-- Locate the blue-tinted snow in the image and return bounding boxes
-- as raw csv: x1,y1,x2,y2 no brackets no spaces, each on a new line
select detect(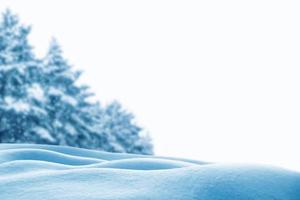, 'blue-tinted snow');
0,144,299,200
